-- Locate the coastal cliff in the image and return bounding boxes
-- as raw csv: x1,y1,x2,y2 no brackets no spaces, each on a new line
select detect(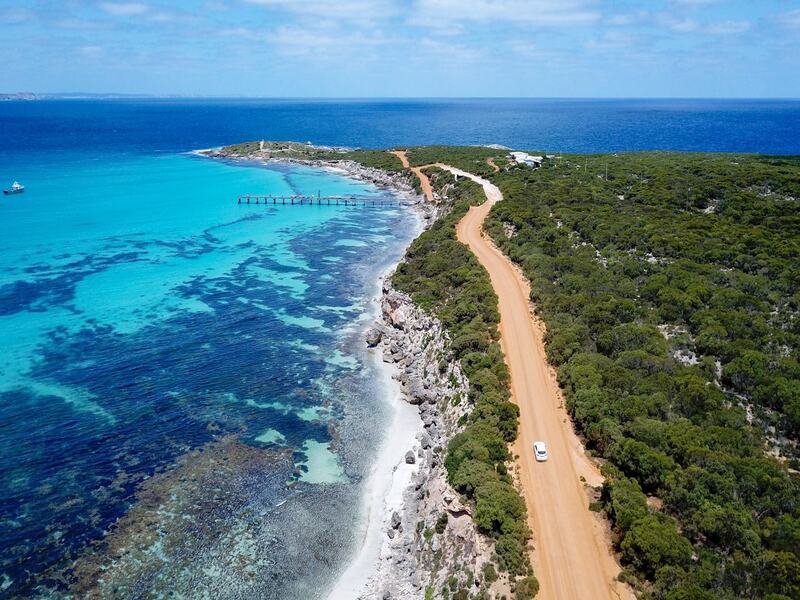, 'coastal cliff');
206,143,531,598
360,282,509,599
